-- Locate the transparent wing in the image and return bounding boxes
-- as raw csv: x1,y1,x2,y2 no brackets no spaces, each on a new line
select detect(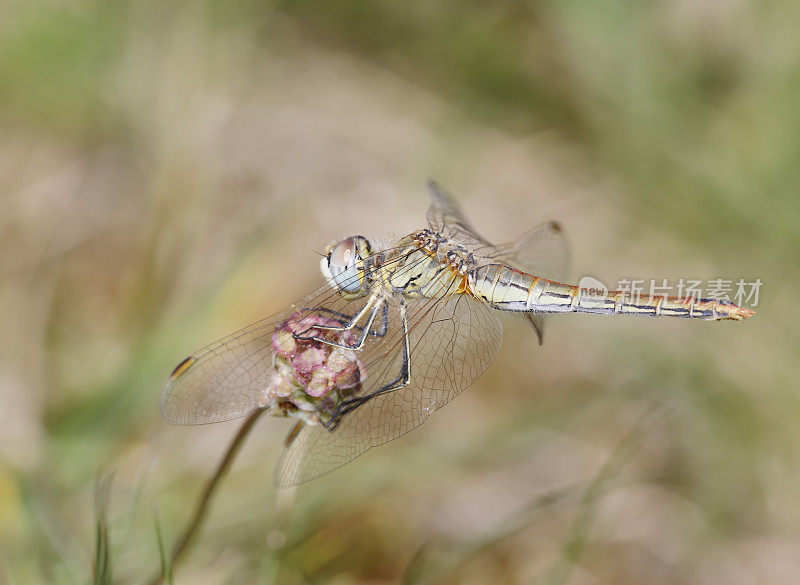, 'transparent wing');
160,280,392,425
484,221,570,345
426,180,492,247
488,220,570,282
162,234,504,487
427,180,570,281
274,289,503,487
